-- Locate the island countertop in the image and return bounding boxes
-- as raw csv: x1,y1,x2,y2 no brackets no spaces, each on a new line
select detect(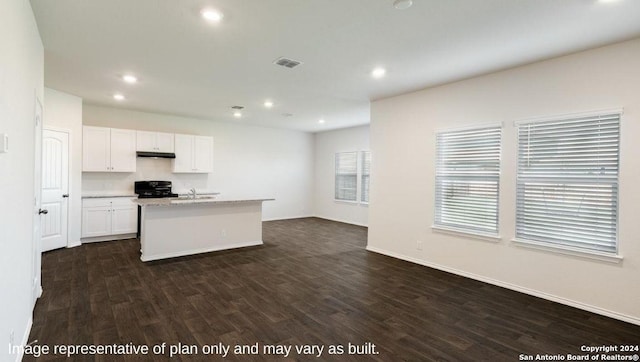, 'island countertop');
134,197,274,207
